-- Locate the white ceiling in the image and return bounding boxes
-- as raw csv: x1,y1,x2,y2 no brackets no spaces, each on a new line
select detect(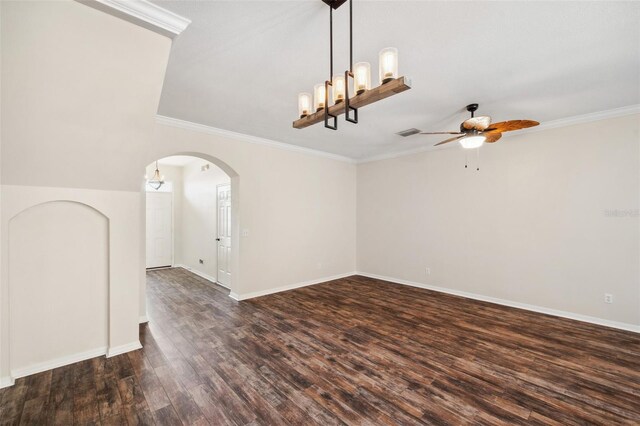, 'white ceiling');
153,1,640,160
